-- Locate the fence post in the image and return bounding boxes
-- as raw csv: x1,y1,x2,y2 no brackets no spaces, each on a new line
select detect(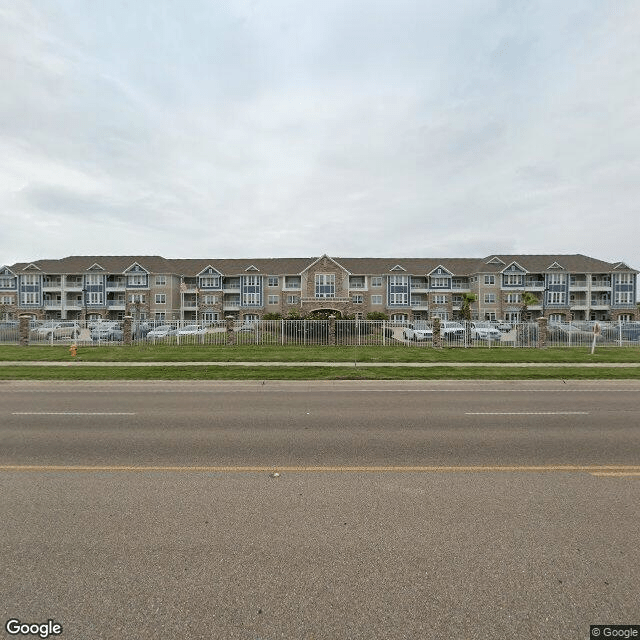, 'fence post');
537,317,547,349
19,314,30,346
281,319,284,346
226,316,236,345
433,317,442,348
382,320,386,346
329,315,336,346
123,315,133,345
